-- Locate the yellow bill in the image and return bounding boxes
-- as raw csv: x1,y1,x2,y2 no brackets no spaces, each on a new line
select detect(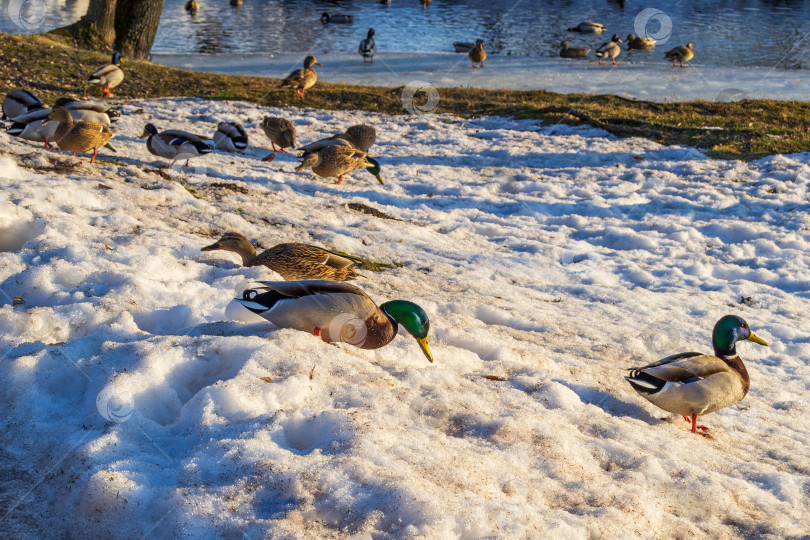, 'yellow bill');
417,336,433,363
